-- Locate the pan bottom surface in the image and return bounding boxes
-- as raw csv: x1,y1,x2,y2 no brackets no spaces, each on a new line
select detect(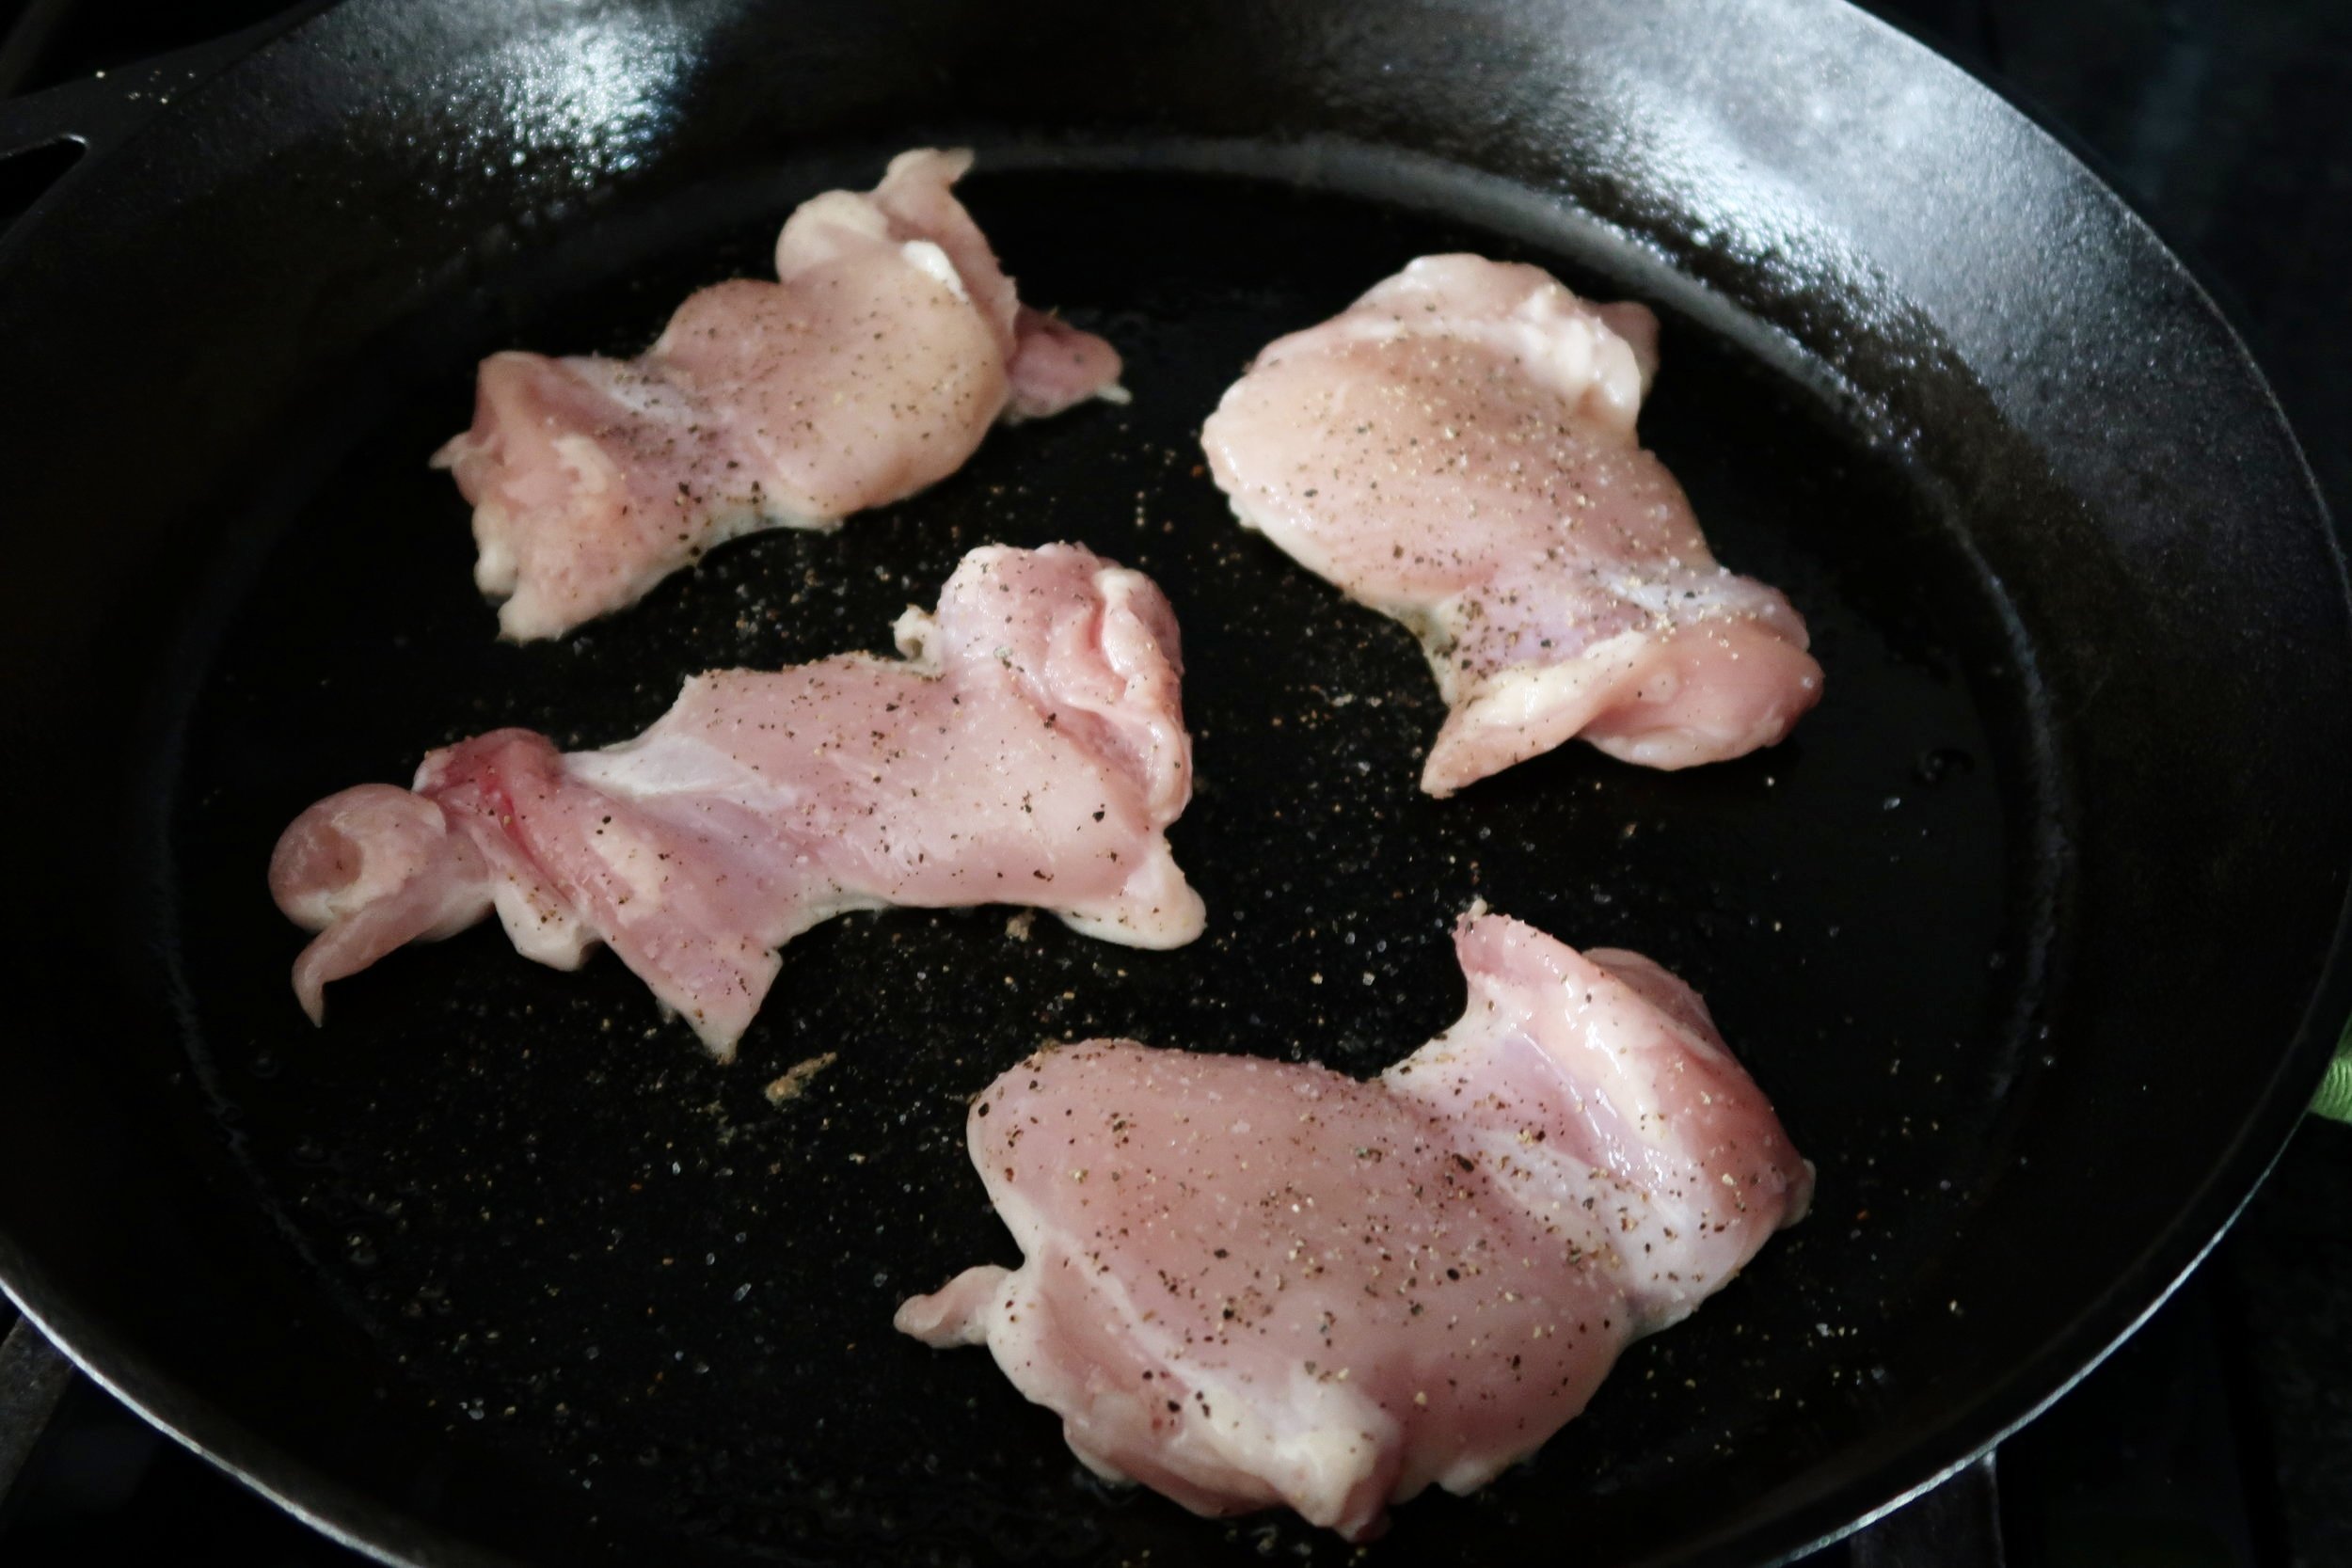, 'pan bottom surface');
155,153,2050,1567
